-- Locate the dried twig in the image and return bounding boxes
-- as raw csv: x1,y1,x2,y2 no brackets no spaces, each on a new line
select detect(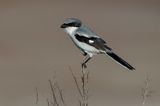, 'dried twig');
36,66,90,106
46,98,50,106
49,79,59,106
56,82,65,105
69,66,83,98
141,75,153,105
81,68,89,106
35,87,39,105
69,66,89,106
